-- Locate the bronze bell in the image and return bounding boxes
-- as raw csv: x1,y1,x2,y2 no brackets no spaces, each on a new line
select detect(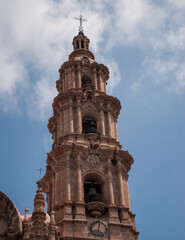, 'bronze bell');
88,186,97,197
